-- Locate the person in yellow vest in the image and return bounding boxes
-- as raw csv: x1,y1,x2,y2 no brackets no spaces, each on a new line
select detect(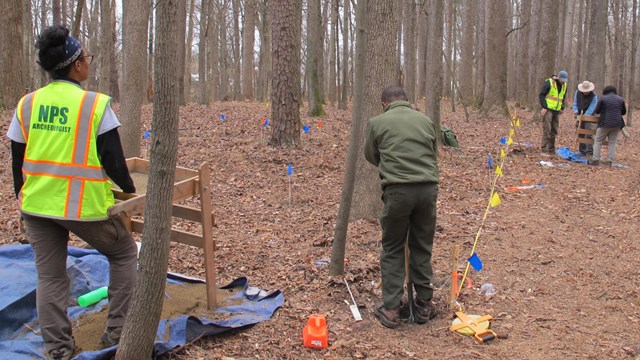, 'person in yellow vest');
6,25,137,360
538,70,568,154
